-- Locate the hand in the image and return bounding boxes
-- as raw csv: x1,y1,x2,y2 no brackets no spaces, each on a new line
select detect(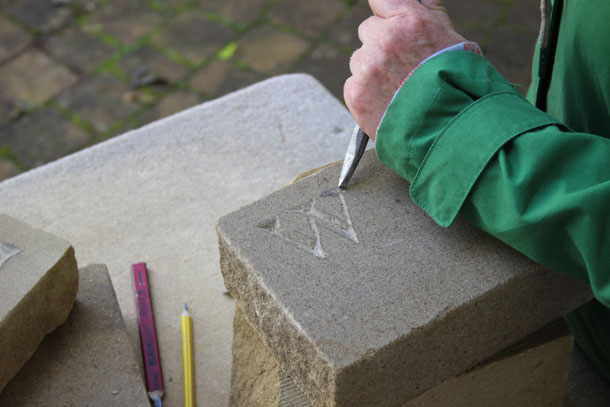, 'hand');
344,0,466,140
